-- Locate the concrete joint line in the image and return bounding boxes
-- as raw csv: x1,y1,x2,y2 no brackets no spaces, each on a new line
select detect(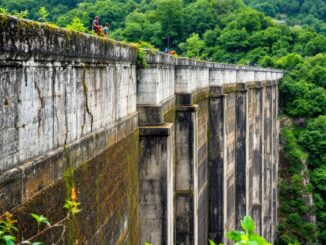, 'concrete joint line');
176,104,199,112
